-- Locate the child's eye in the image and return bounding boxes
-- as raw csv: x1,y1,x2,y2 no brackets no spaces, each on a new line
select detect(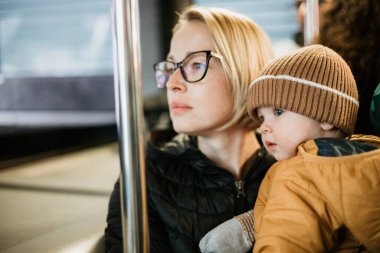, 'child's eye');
273,108,284,117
